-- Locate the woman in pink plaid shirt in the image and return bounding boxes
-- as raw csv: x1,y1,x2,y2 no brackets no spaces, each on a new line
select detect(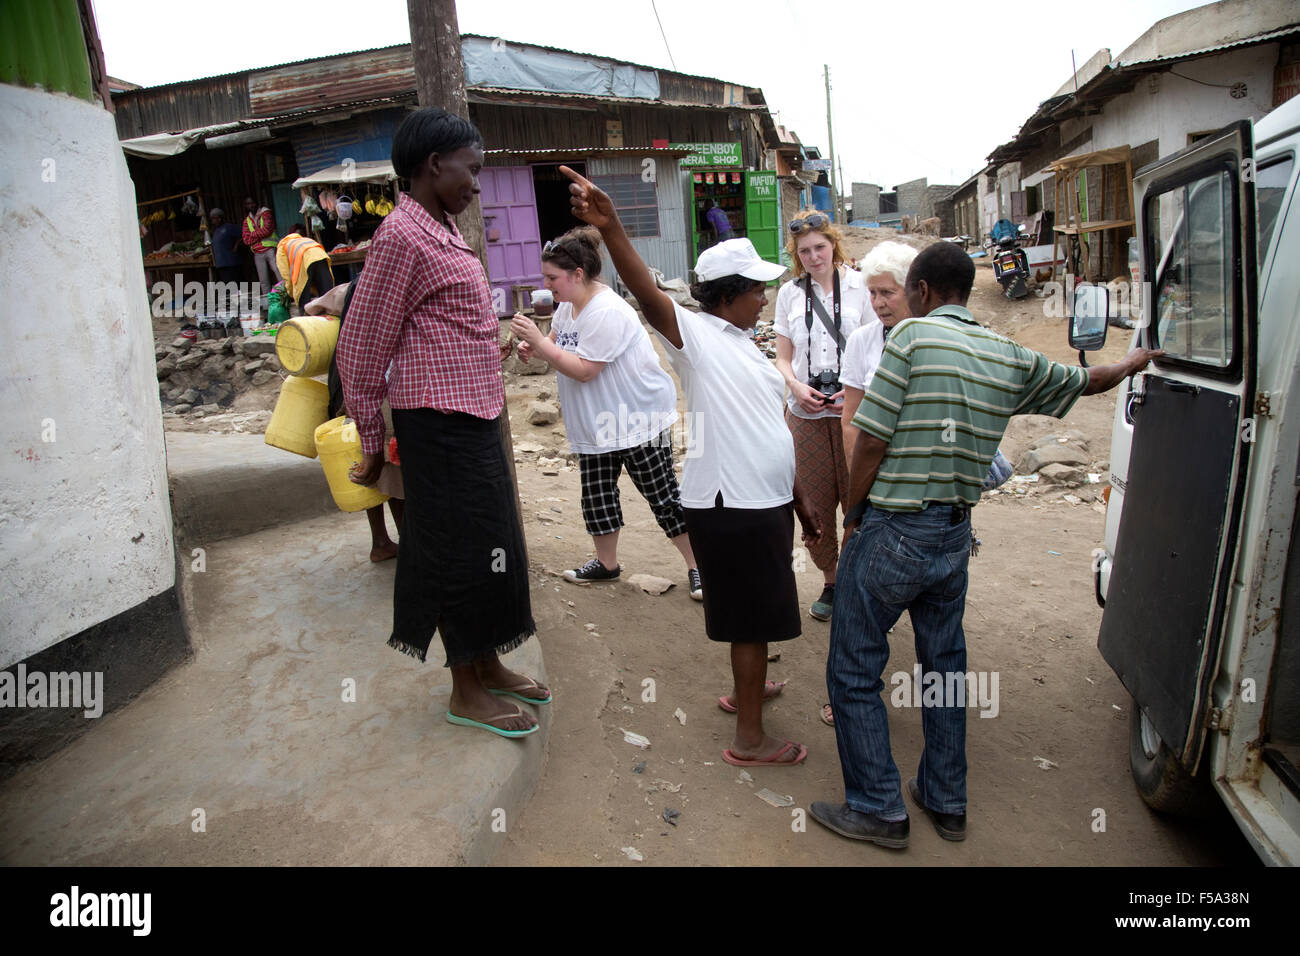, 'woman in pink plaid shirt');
337,108,545,739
